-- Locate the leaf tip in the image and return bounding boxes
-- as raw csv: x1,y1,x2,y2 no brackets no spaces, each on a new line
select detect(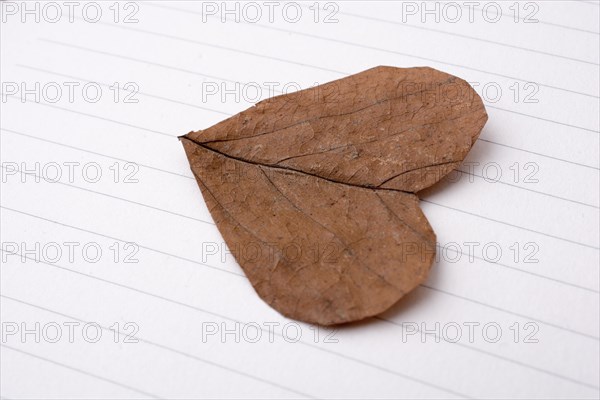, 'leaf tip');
177,131,196,141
